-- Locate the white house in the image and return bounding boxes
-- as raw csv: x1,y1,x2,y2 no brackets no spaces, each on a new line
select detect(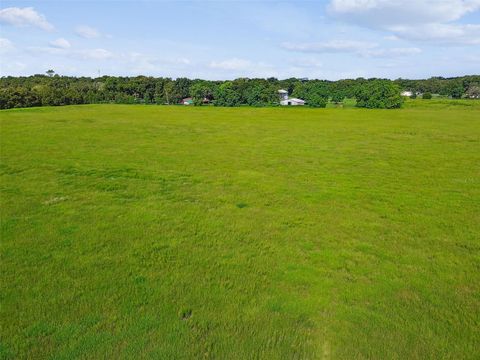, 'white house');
278,89,305,106
401,91,413,97
280,98,305,106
